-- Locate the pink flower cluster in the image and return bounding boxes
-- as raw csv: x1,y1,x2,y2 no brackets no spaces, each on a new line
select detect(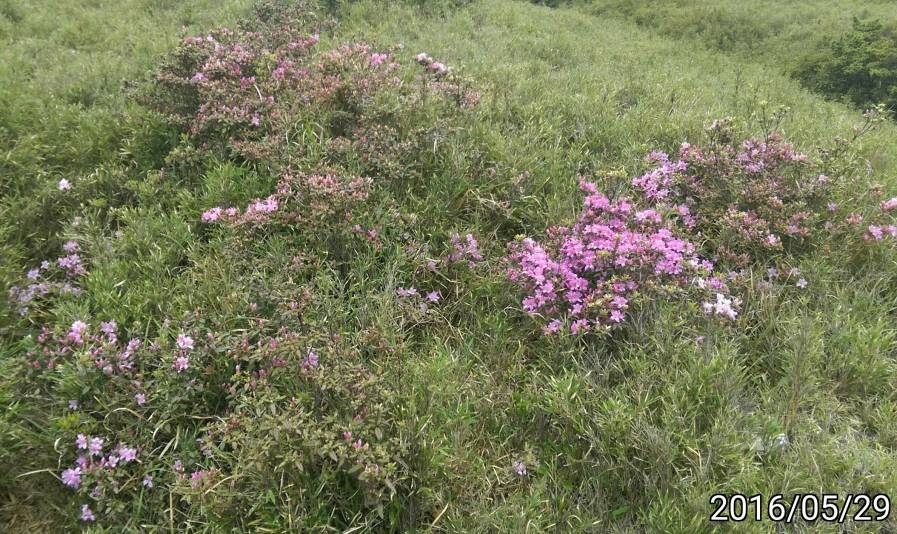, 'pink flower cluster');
173,333,194,373
702,293,741,320
10,241,87,316
396,286,441,313
414,52,450,75
632,129,836,265
63,434,138,488
26,319,140,374
864,197,897,242
507,180,713,334
446,233,483,268
62,433,141,522
160,27,405,161
201,171,373,231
